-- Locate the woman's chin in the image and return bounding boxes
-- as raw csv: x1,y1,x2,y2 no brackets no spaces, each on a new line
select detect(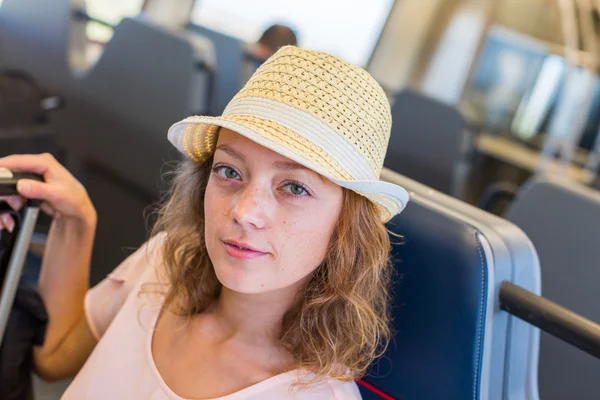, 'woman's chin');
214,267,270,294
